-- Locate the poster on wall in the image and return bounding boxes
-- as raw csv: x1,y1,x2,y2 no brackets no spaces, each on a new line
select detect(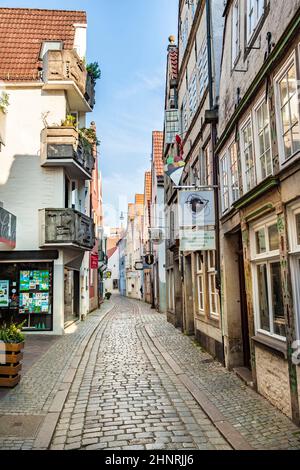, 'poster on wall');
20,271,49,292
0,280,9,307
19,292,49,314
